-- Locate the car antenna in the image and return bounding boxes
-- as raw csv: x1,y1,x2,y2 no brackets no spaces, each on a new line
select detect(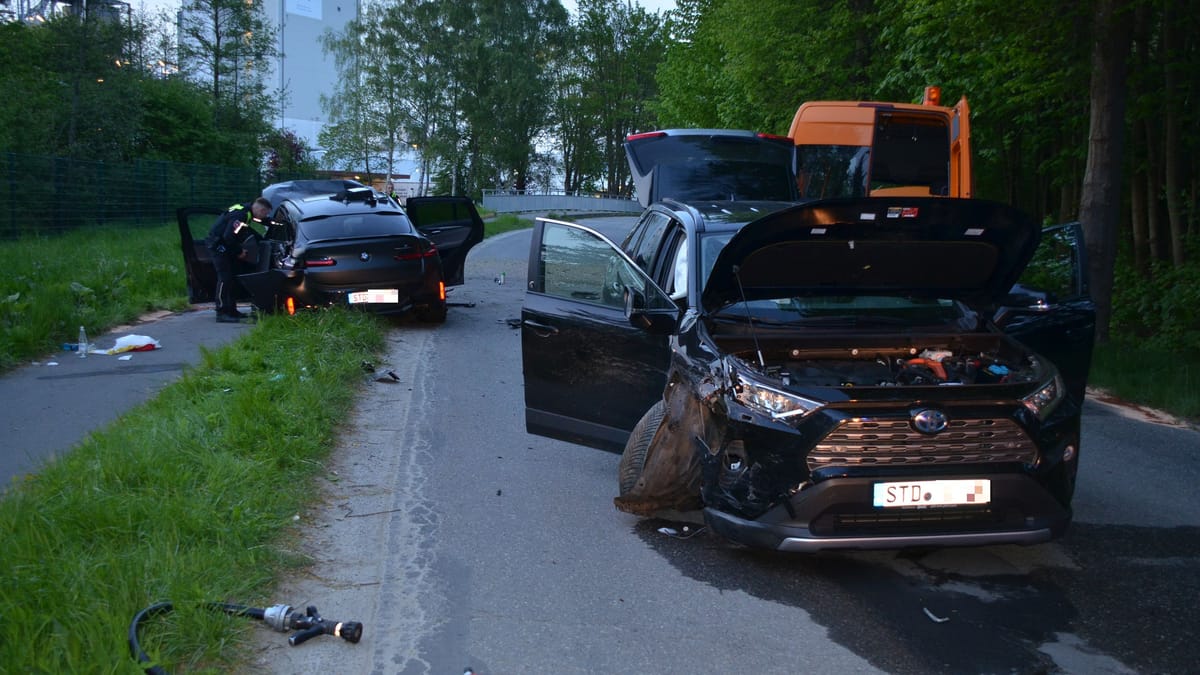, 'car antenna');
731,265,766,368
